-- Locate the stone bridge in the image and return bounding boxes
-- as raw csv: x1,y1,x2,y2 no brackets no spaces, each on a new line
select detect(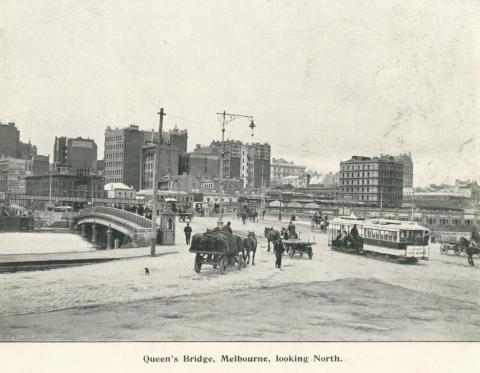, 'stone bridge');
75,206,153,248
